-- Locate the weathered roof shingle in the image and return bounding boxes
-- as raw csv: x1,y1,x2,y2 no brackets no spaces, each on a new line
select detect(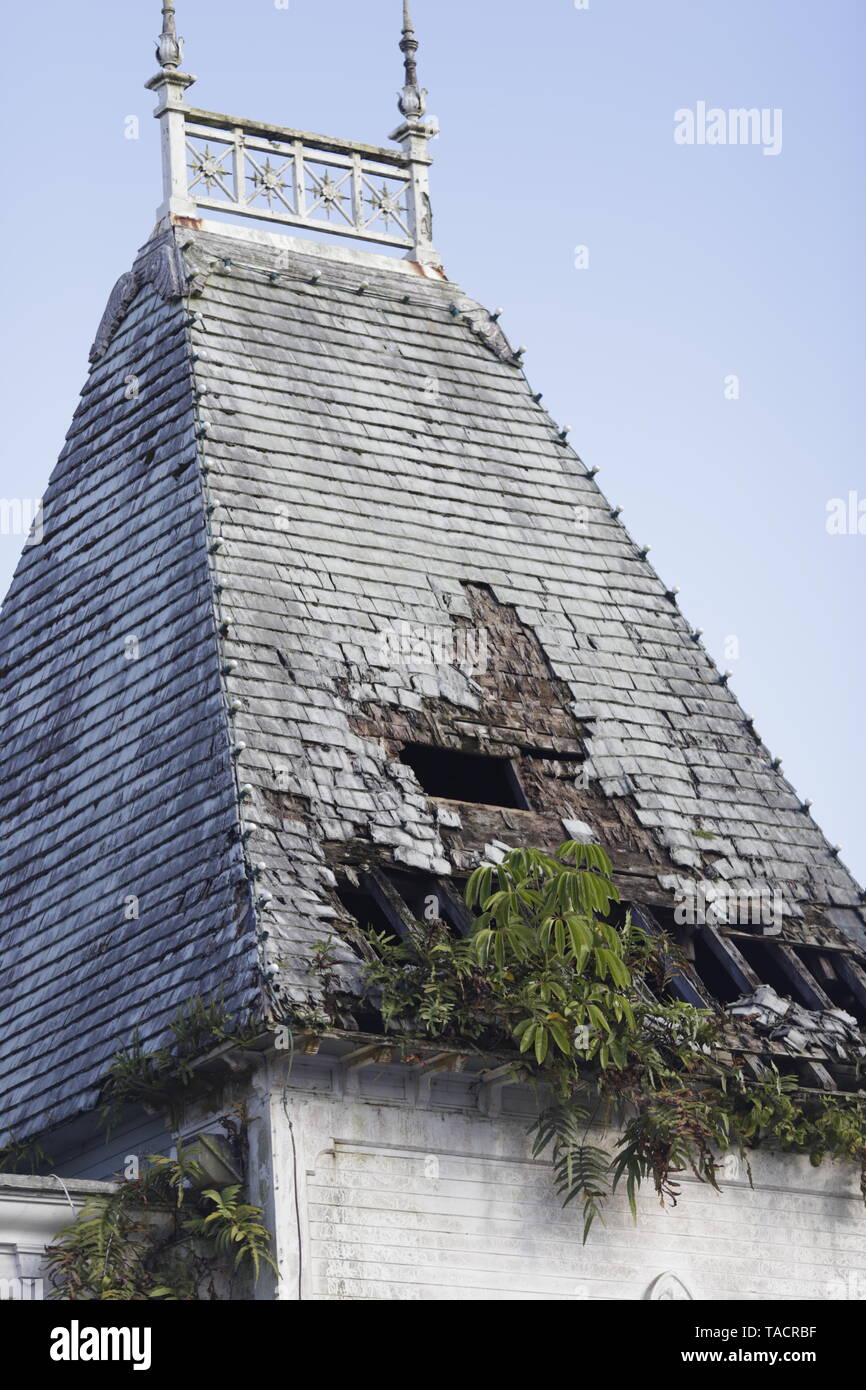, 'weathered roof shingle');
1,221,862,1141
